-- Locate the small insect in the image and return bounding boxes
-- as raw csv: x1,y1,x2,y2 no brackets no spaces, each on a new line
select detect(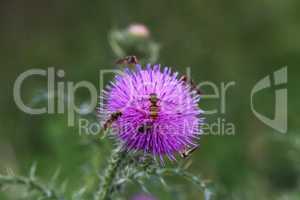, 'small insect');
149,93,159,120
103,111,122,130
115,55,139,65
181,75,202,95
180,146,199,159
137,122,152,133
